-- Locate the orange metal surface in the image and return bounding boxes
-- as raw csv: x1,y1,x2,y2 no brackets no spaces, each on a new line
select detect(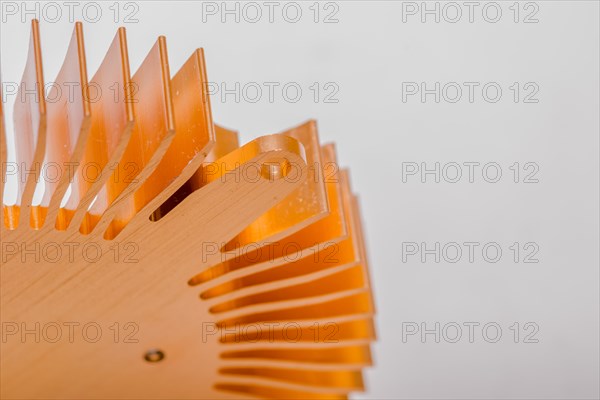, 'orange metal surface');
0,21,375,400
